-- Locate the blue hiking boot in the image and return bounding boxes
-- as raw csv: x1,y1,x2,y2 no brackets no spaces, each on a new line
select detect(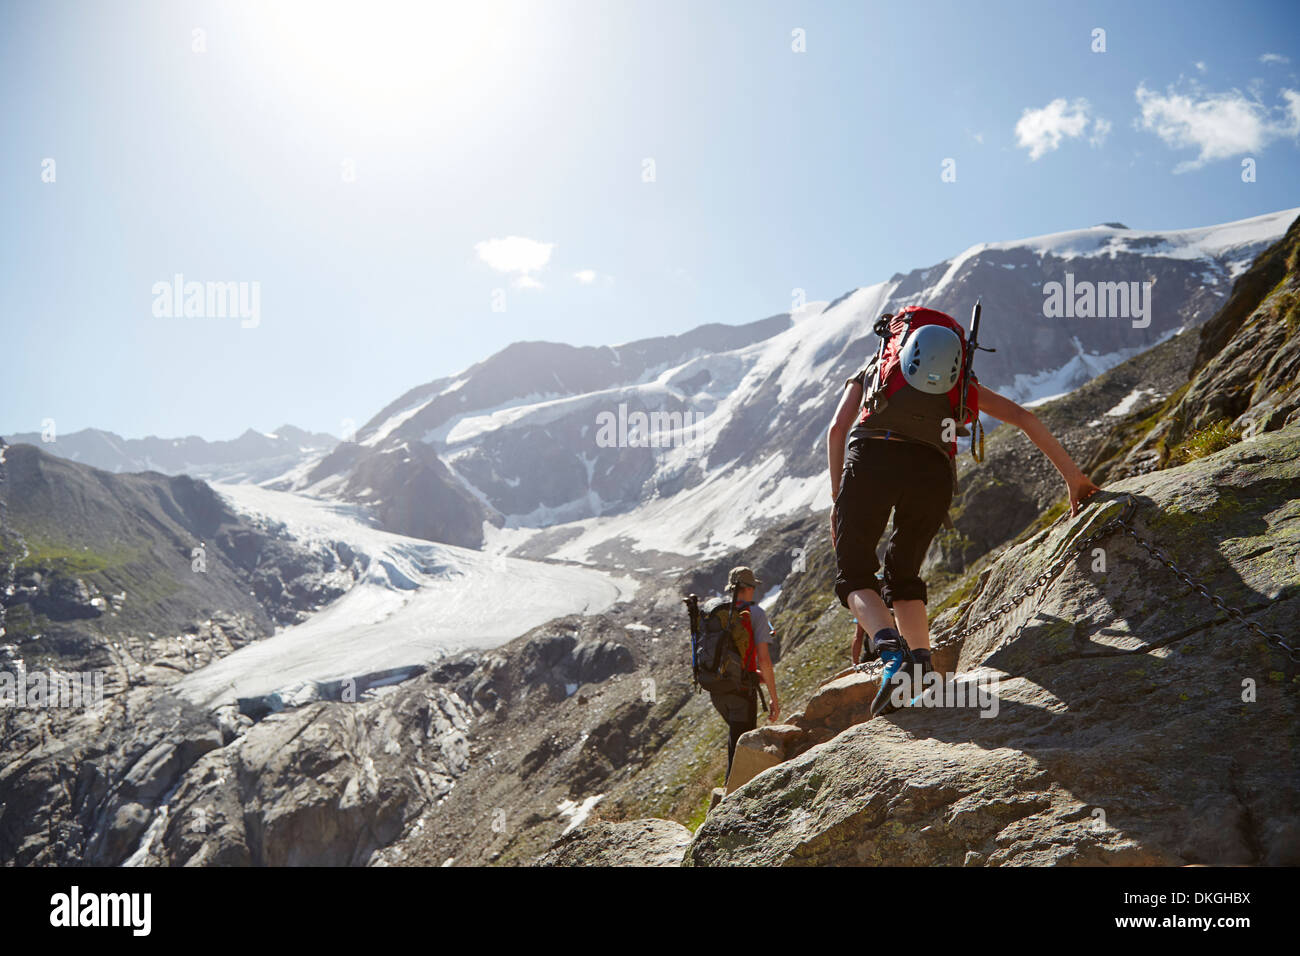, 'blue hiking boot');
870,645,916,718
